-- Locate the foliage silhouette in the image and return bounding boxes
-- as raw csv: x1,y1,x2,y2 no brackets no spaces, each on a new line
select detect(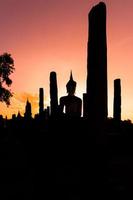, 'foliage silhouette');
0,53,15,105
